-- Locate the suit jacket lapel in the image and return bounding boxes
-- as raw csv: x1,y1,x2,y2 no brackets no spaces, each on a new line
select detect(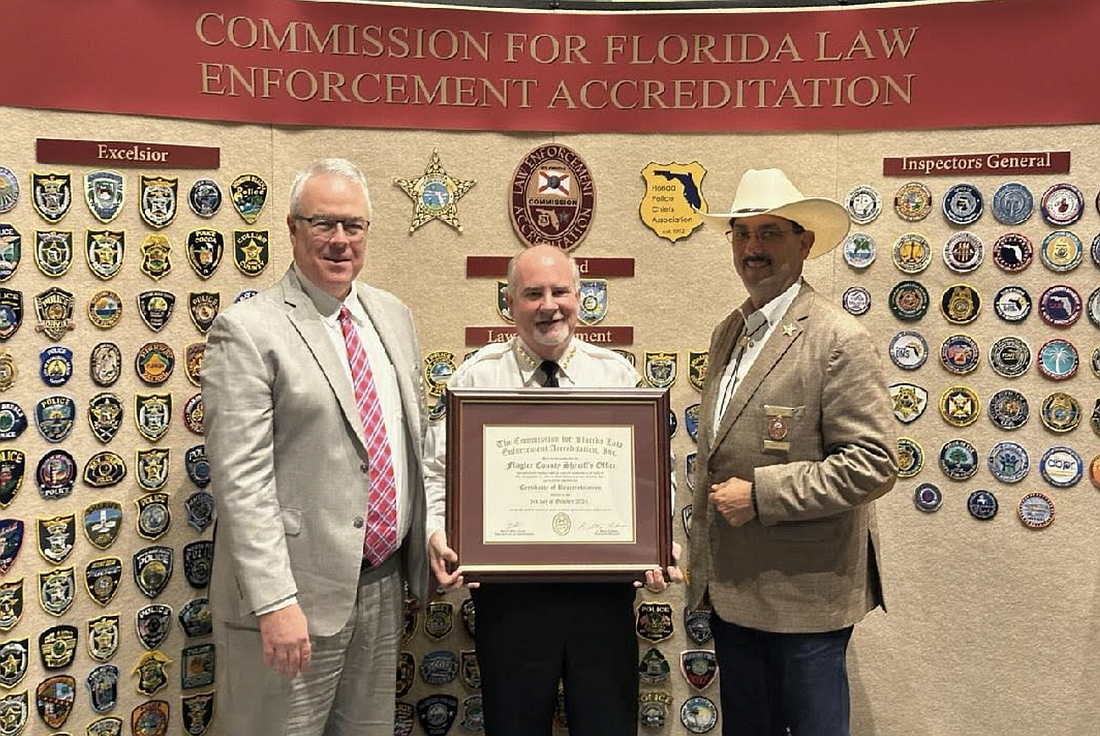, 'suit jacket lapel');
711,287,815,449
701,302,748,453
